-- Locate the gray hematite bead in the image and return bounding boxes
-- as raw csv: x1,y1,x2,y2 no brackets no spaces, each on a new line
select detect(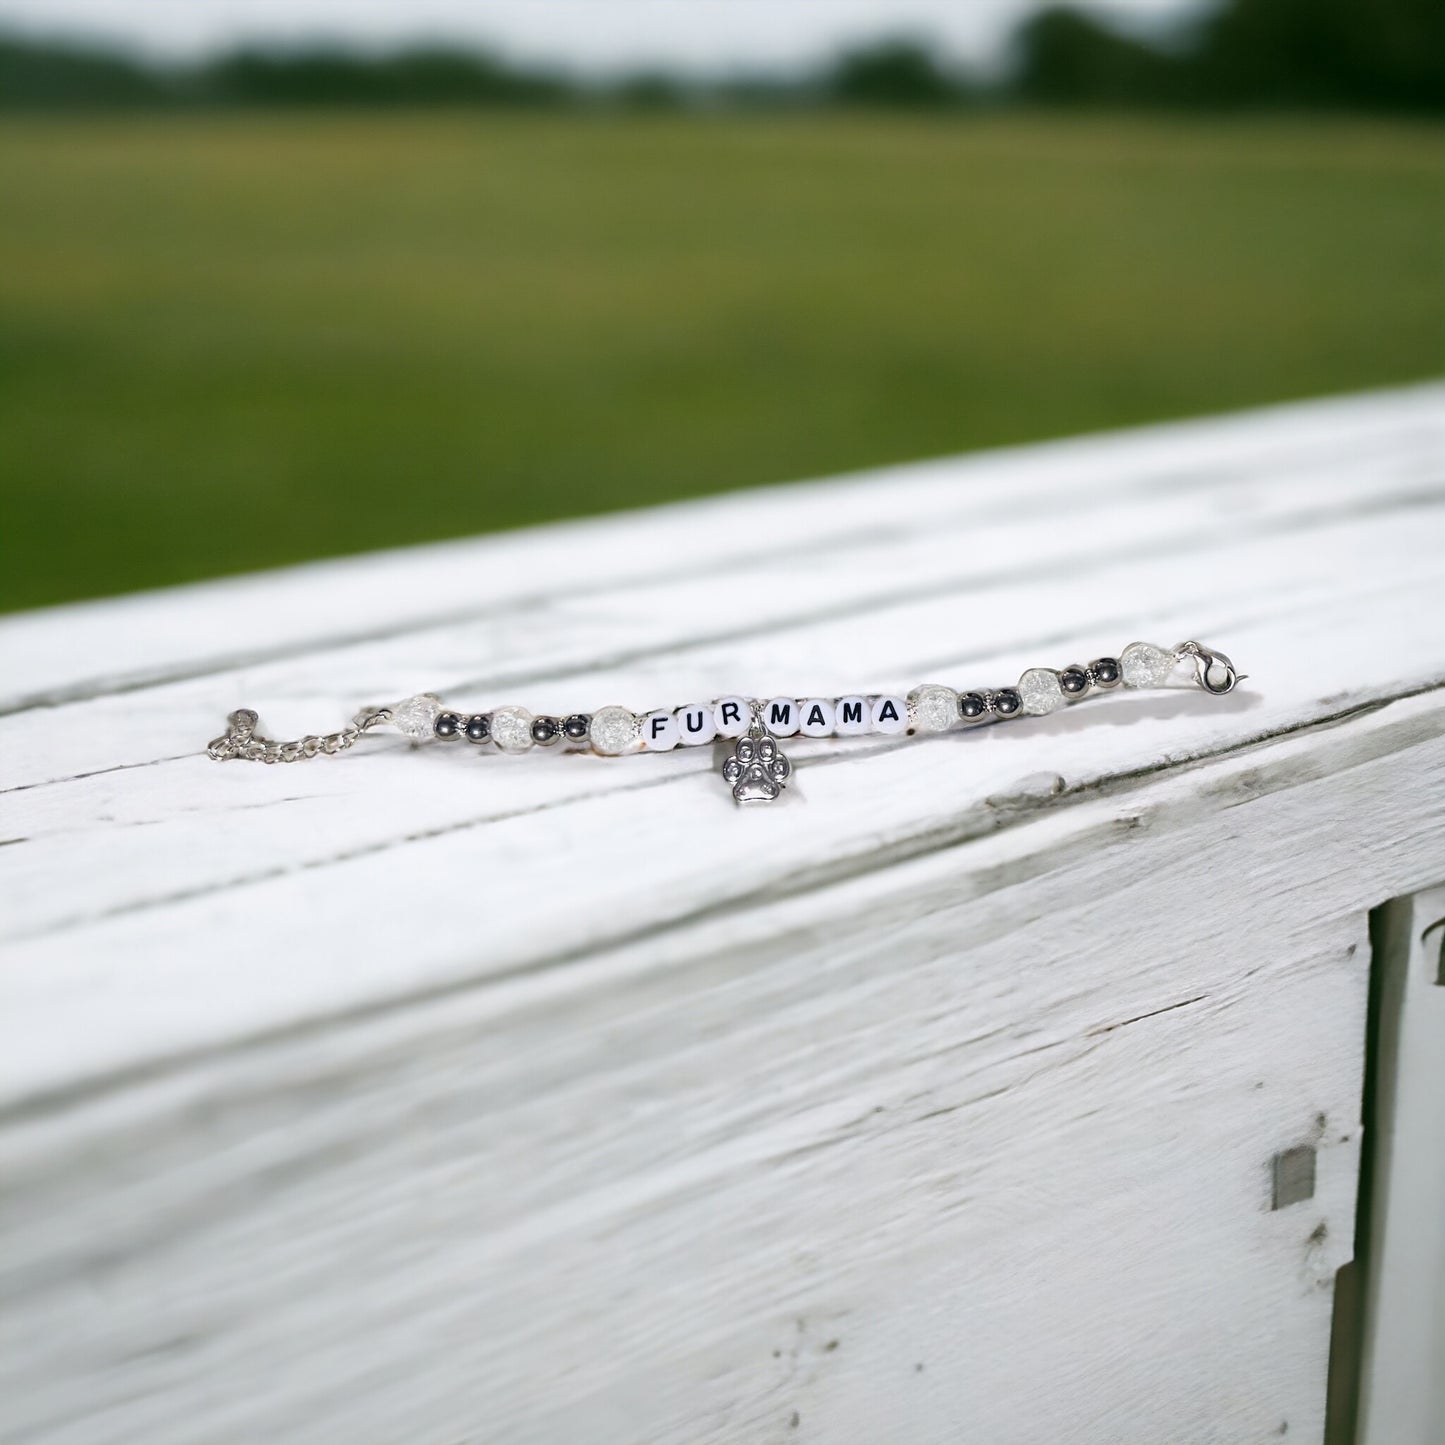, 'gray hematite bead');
908,684,958,733
490,705,535,754
391,694,443,741
1019,668,1066,716
589,705,640,756
1121,641,1179,688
